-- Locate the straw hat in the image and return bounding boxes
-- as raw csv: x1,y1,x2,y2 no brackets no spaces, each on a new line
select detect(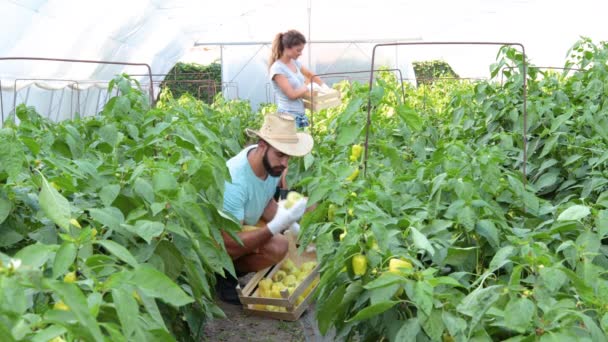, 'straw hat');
245,113,314,157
